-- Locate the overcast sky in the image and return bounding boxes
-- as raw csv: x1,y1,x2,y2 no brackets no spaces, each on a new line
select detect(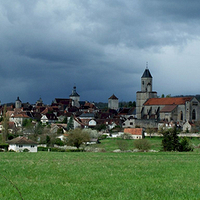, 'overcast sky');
1,0,200,104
